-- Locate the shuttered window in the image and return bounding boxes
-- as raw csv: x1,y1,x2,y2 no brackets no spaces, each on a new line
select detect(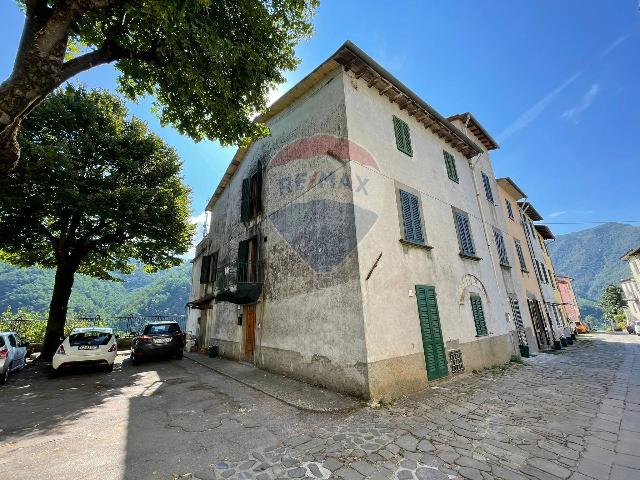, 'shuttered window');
453,209,476,256
416,285,449,381
493,229,510,266
470,294,488,336
199,255,211,284
393,116,413,156
481,172,495,204
443,150,459,183
240,162,263,222
509,295,528,346
506,200,514,220
399,189,425,244
514,239,527,271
